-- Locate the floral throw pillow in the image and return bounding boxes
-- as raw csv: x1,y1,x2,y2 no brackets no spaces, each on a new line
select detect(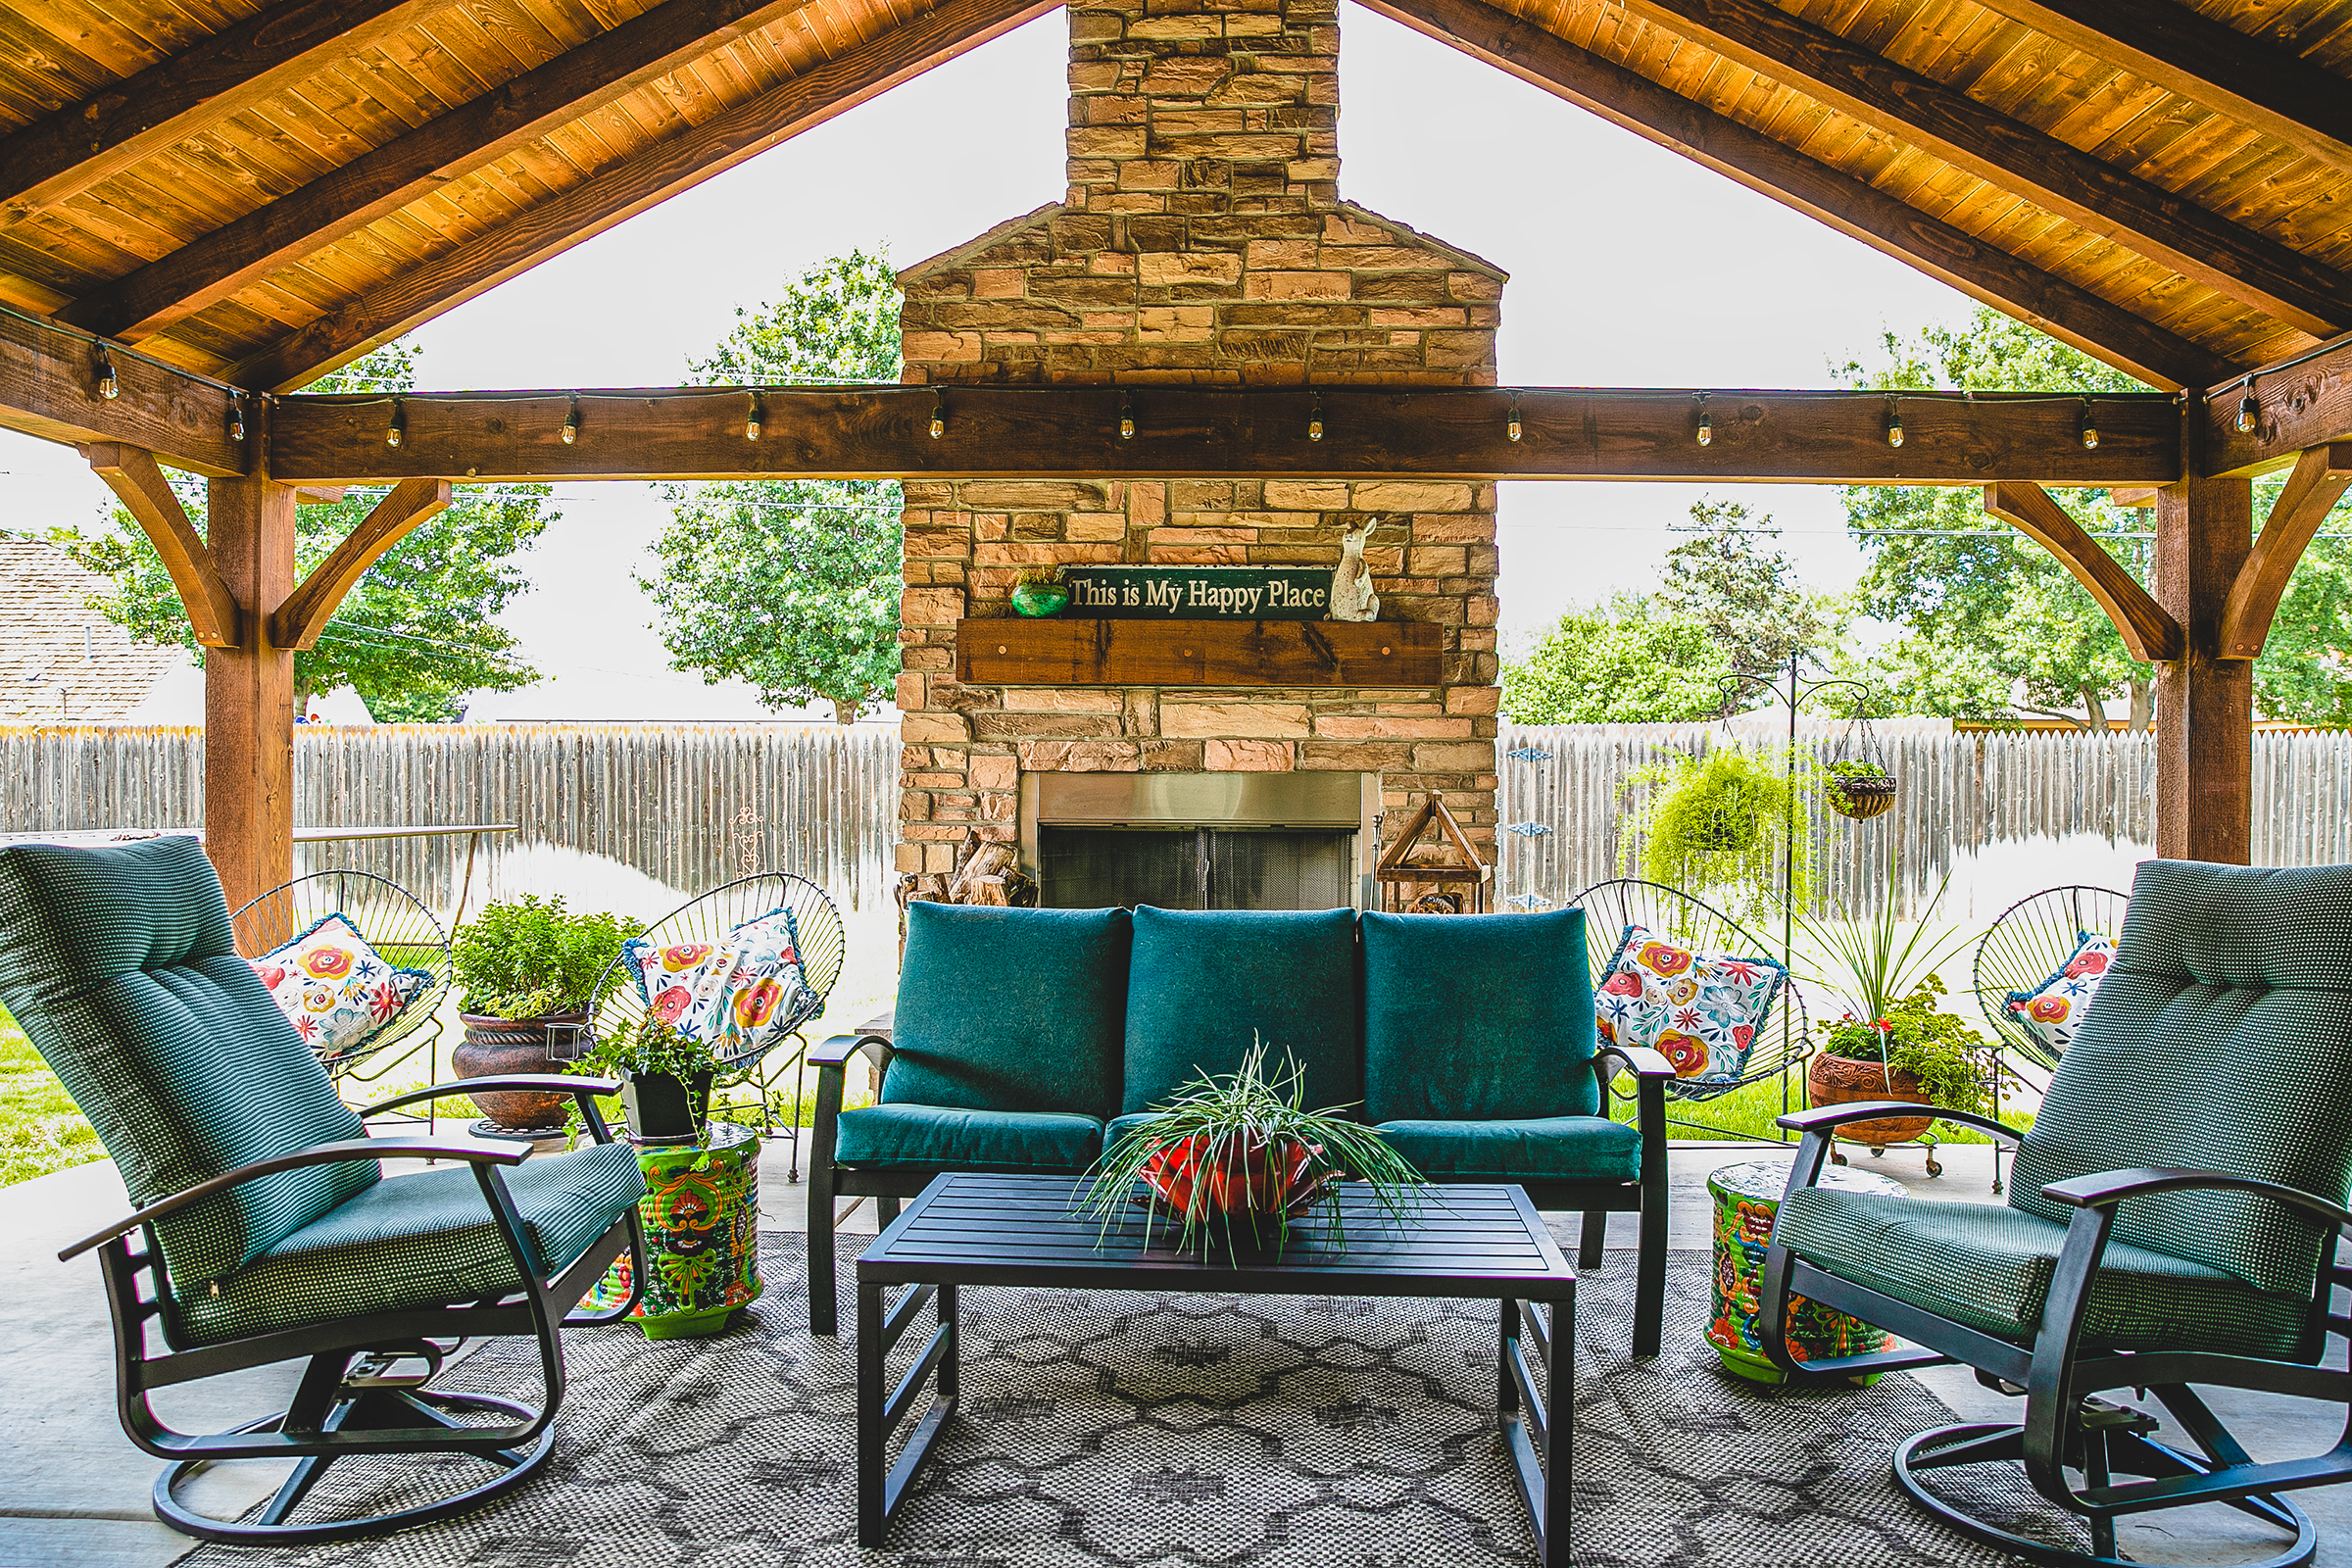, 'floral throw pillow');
2004,931,2115,1056
1594,923,1787,1085
624,906,822,1063
249,913,433,1059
